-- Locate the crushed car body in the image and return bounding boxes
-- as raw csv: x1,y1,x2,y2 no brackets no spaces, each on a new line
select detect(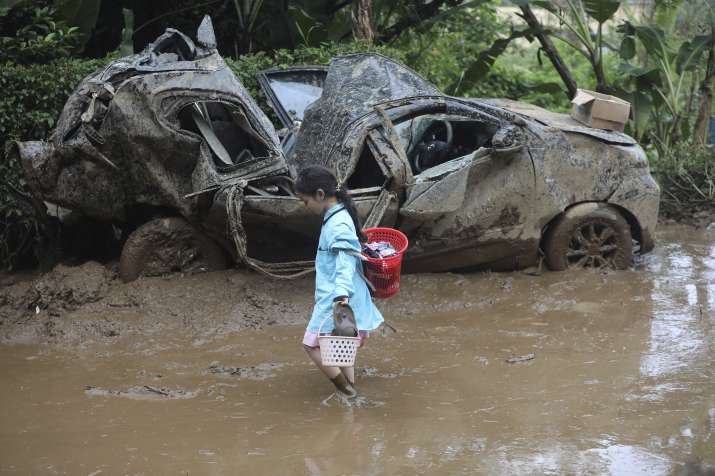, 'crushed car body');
9,17,660,280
